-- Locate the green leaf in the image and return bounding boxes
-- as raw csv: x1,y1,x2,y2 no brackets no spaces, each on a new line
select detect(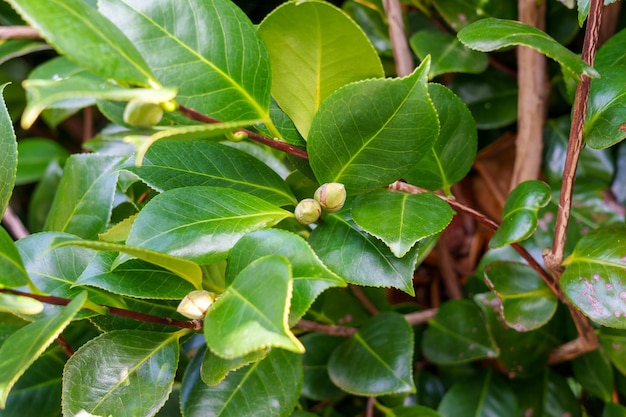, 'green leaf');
0,39,51,66
124,140,296,206
0,226,29,288
422,299,498,365
28,161,63,233
599,330,626,375
0,84,16,219
308,60,439,194
300,333,345,401
99,0,271,122
308,208,418,295
410,30,488,78
182,347,302,417
489,180,551,248
126,186,291,265
404,83,477,193
204,255,304,358
90,298,181,333
16,138,69,185
604,403,626,417
201,347,268,387
572,349,614,401
258,0,383,138
389,405,443,417
484,262,558,331
5,0,155,86
63,330,181,417
430,0,516,30
437,369,519,417
352,190,454,258
44,154,124,240
457,18,598,80
0,292,86,408
0,293,42,315
226,230,345,325
562,227,626,329
512,369,581,417
328,312,415,396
